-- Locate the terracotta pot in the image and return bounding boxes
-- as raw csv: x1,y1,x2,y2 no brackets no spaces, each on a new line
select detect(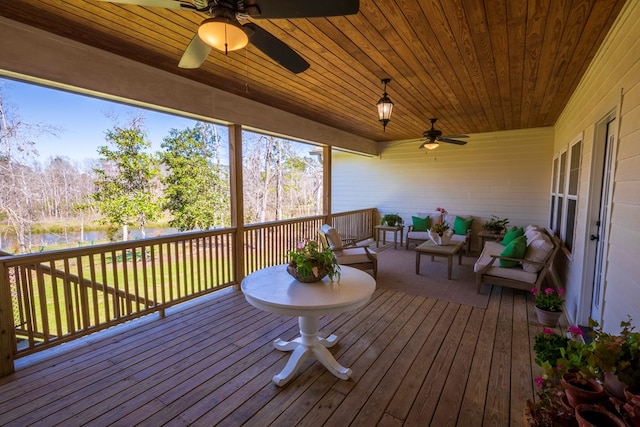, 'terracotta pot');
625,384,640,407
574,404,627,427
534,306,563,326
562,373,606,408
604,372,628,400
